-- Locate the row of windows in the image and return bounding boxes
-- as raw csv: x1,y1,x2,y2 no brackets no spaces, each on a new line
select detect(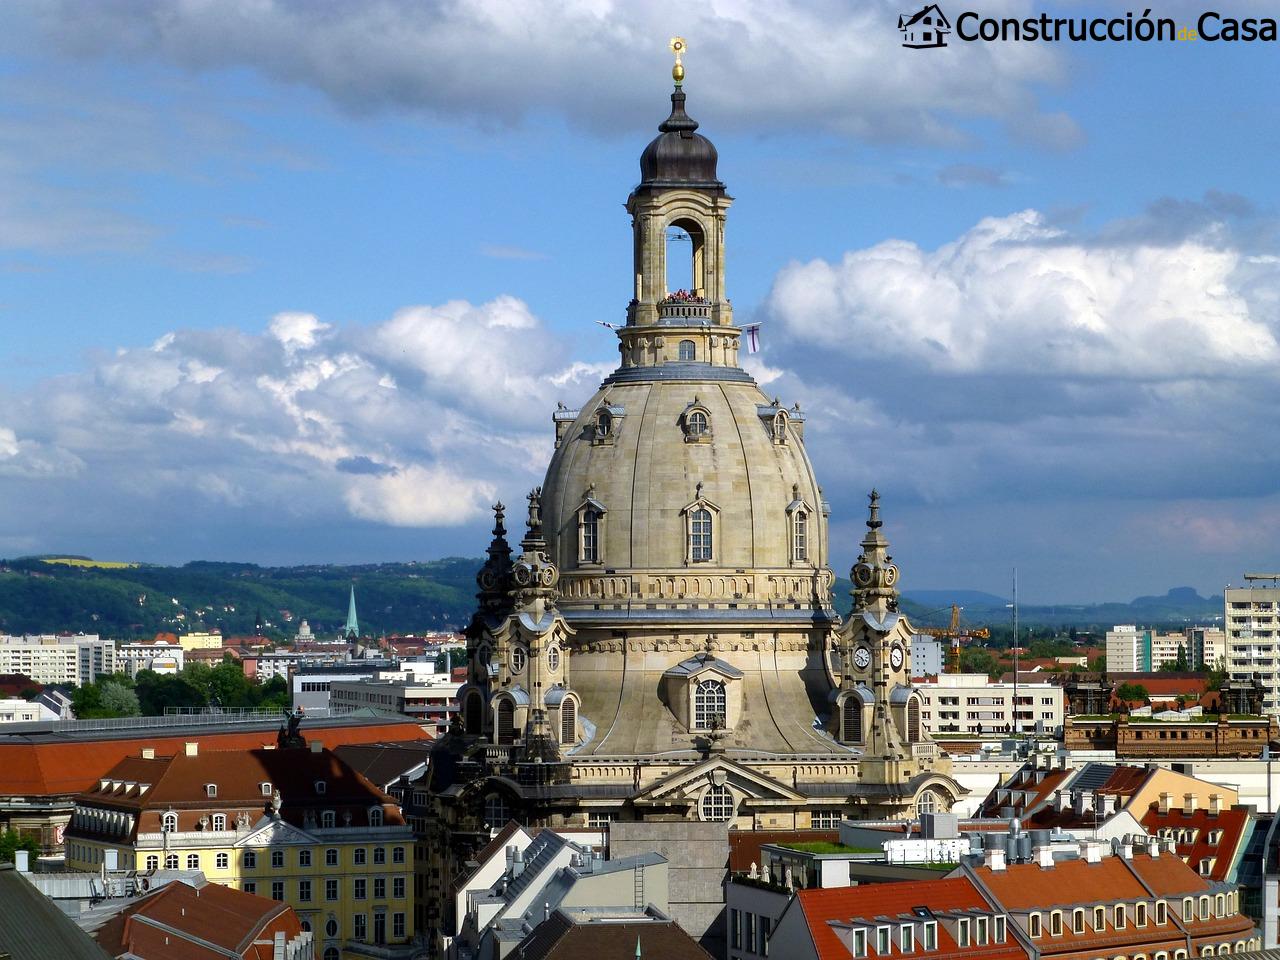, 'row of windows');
241,845,405,869
242,876,407,901
1027,892,1238,937
306,911,407,953
577,503,813,564
162,806,386,832
844,918,946,957
729,907,774,956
